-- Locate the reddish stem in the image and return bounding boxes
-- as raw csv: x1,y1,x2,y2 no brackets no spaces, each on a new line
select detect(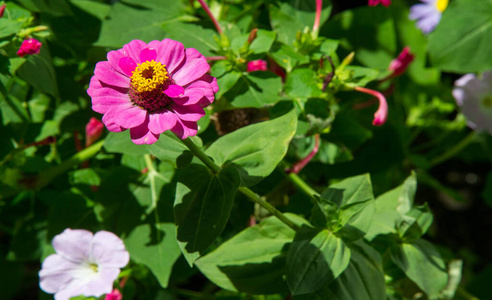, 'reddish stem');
286,134,320,174
196,0,223,34
206,56,227,61
354,86,388,126
313,0,322,32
